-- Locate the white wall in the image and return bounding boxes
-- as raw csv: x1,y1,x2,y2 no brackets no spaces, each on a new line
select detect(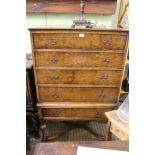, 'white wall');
26,13,114,53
